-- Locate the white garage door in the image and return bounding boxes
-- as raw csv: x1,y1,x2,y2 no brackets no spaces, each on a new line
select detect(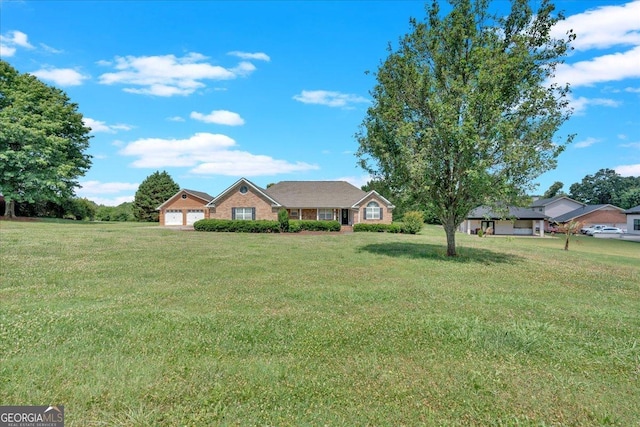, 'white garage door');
186,209,205,225
165,210,183,225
